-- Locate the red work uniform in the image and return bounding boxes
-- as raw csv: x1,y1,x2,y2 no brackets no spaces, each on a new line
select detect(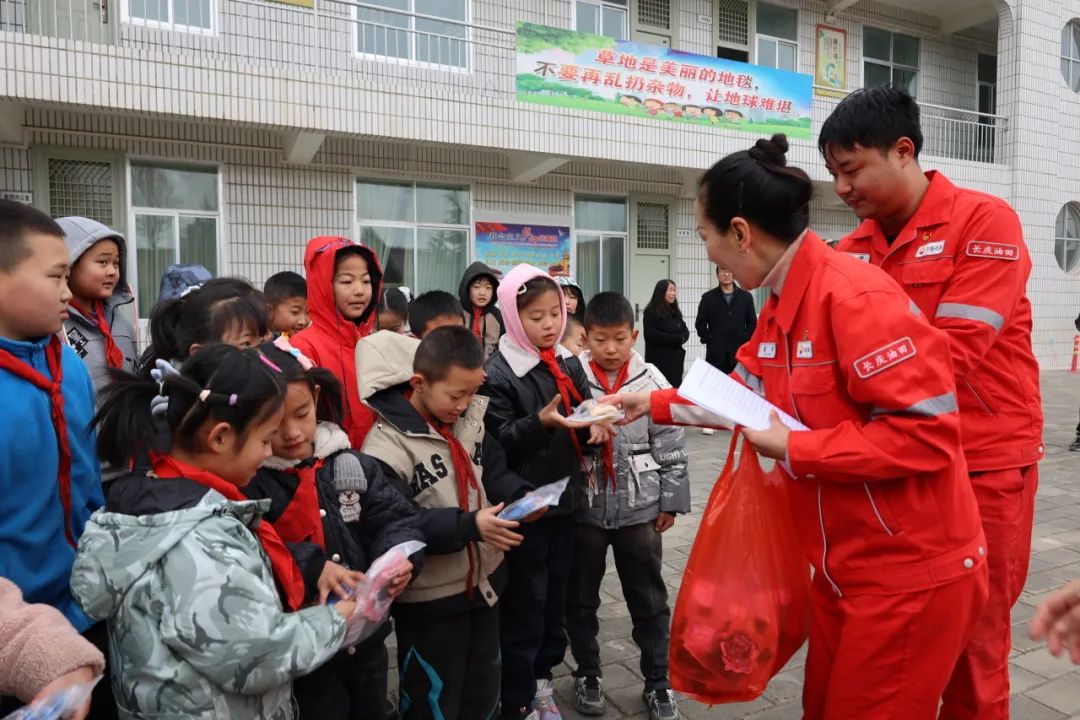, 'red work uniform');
838,172,1043,720
654,231,988,718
